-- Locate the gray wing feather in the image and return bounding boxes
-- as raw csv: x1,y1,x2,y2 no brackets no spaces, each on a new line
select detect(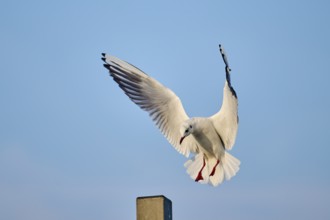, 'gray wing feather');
102,54,198,156
211,45,238,150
